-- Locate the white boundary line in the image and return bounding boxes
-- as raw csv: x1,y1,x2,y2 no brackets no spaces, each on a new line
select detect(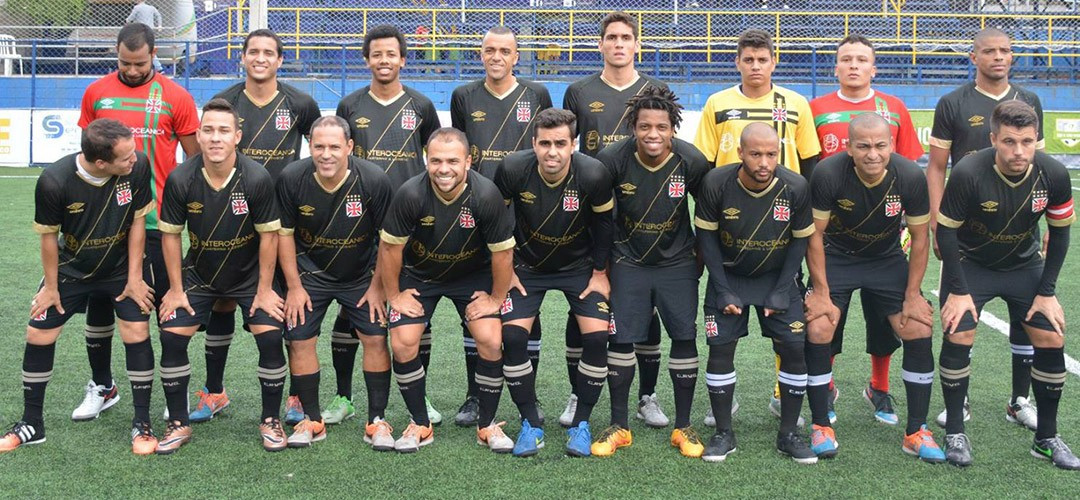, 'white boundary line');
930,290,1080,378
